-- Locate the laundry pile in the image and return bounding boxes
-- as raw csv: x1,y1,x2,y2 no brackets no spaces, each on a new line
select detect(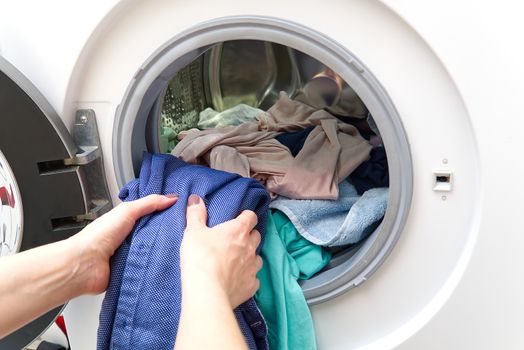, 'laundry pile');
173,92,373,200
98,92,389,350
